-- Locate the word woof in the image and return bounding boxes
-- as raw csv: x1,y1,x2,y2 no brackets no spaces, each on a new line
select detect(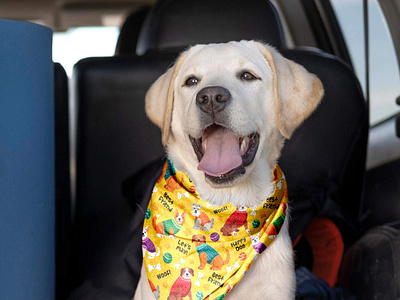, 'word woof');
213,206,228,214
156,269,172,280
